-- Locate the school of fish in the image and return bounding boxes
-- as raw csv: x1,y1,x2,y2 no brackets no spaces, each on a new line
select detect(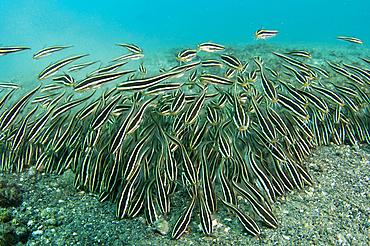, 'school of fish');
0,31,369,239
